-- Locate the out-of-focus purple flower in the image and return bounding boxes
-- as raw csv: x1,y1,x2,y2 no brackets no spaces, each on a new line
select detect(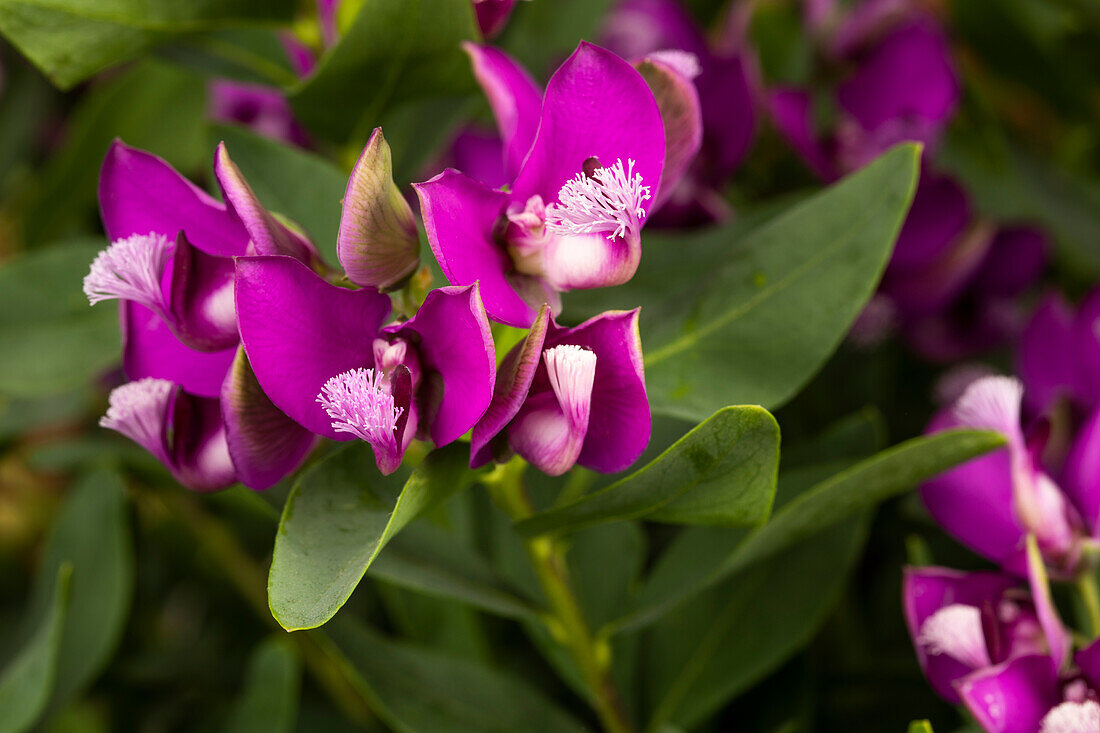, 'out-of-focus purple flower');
921,375,1097,575
88,141,317,490
903,562,1068,705
415,42,665,327
209,81,312,149
1019,289,1100,415
473,0,523,38
234,255,496,476
471,305,649,475
601,0,756,226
